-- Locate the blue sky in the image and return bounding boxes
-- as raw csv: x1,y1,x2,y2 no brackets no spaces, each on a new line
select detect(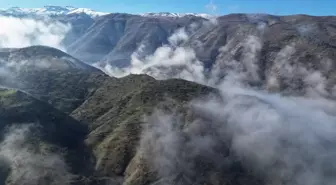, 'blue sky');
0,0,335,15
